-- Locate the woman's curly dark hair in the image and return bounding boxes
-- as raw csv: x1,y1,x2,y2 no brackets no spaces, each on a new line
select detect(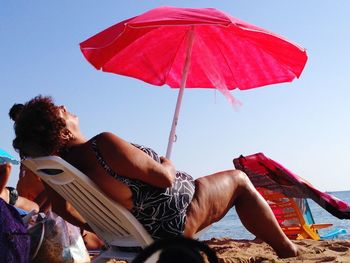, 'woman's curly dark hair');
9,96,71,158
